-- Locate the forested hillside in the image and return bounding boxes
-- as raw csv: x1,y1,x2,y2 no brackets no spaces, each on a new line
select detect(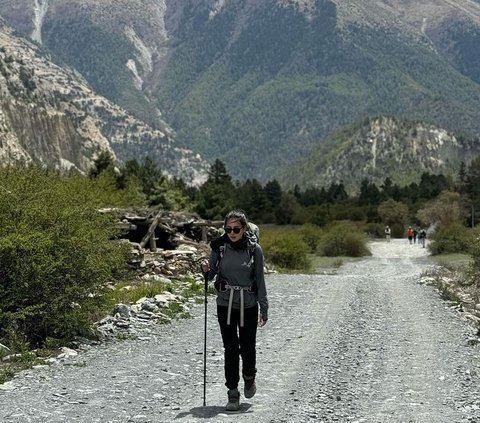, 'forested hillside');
278,116,480,192
151,0,480,180
1,0,480,186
